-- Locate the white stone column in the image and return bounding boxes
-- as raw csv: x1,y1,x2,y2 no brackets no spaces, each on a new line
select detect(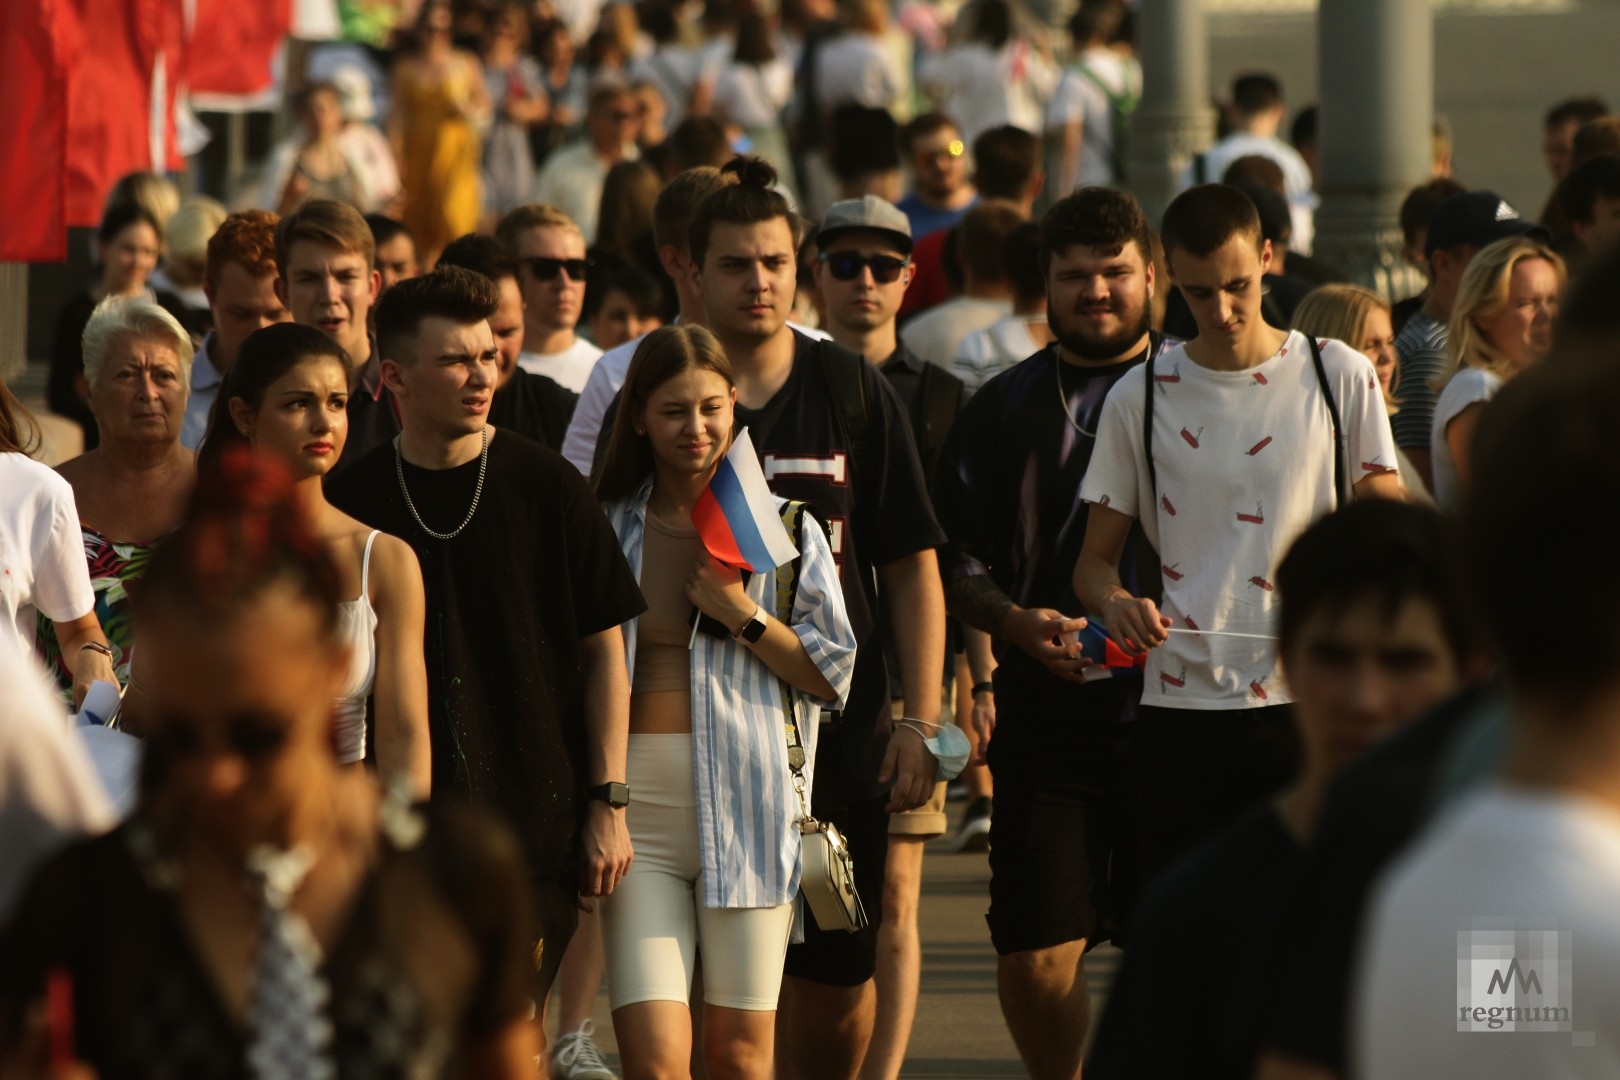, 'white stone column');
1313,0,1433,299
1128,0,1217,227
